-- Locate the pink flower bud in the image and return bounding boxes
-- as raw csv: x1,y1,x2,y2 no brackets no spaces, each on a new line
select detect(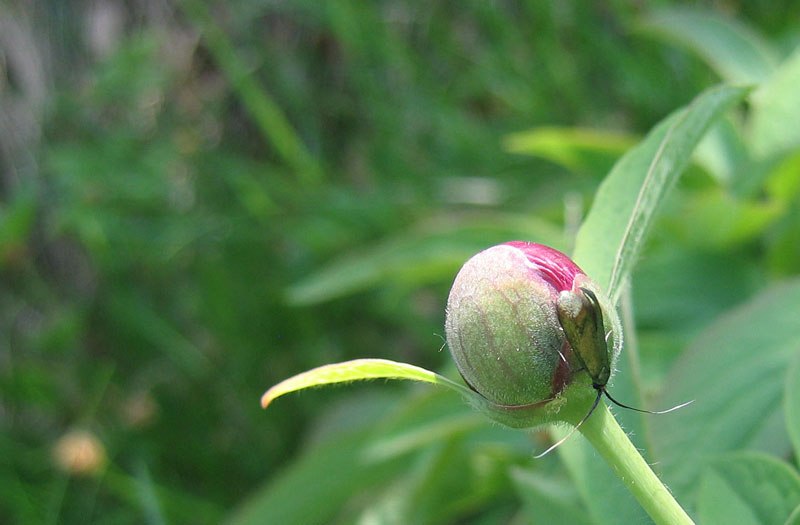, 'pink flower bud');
445,242,615,408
